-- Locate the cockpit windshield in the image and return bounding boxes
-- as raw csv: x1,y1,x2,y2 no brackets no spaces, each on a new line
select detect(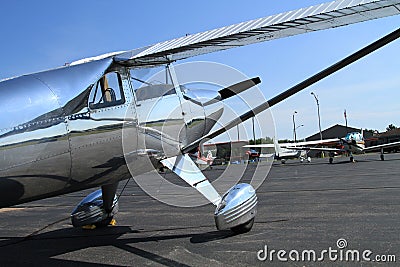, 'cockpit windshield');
344,132,363,141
